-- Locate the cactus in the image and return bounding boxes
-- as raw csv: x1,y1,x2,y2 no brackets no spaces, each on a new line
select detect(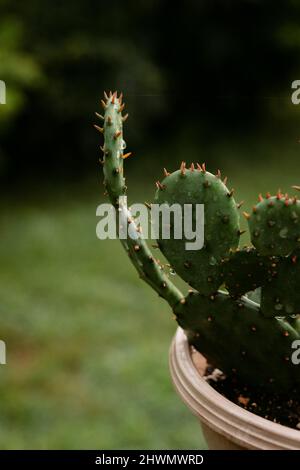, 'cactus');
95,91,300,393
